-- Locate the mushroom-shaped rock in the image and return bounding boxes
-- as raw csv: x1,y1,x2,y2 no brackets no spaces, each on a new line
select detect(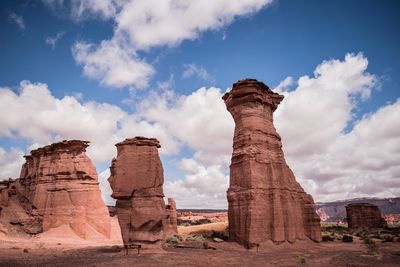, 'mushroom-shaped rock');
223,79,321,244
